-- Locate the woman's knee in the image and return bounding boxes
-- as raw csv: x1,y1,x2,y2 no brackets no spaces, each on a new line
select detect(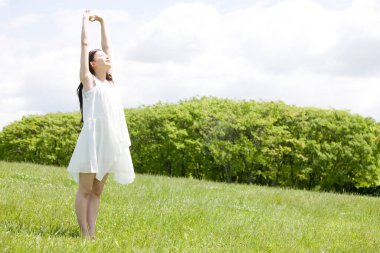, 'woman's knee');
77,185,93,198
78,173,96,197
92,174,109,197
91,185,104,197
